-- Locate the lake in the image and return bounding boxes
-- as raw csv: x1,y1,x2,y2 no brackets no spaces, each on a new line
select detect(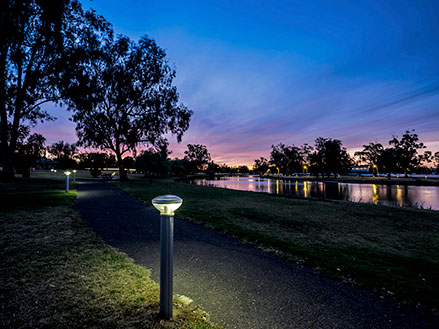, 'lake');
193,176,439,210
